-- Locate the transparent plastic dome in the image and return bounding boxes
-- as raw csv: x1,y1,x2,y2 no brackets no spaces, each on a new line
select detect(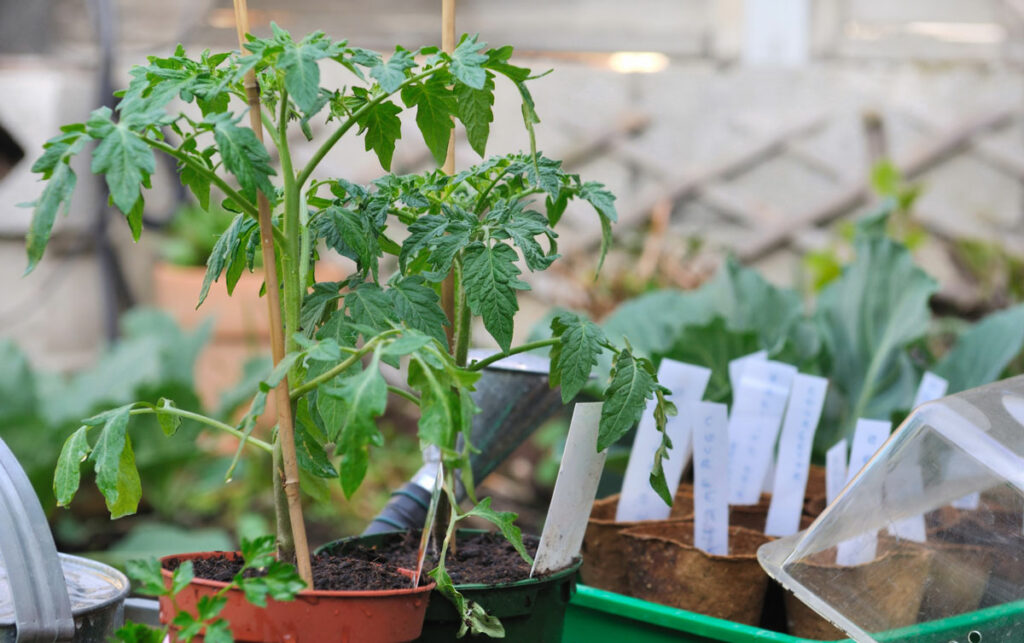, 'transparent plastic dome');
760,375,1024,642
